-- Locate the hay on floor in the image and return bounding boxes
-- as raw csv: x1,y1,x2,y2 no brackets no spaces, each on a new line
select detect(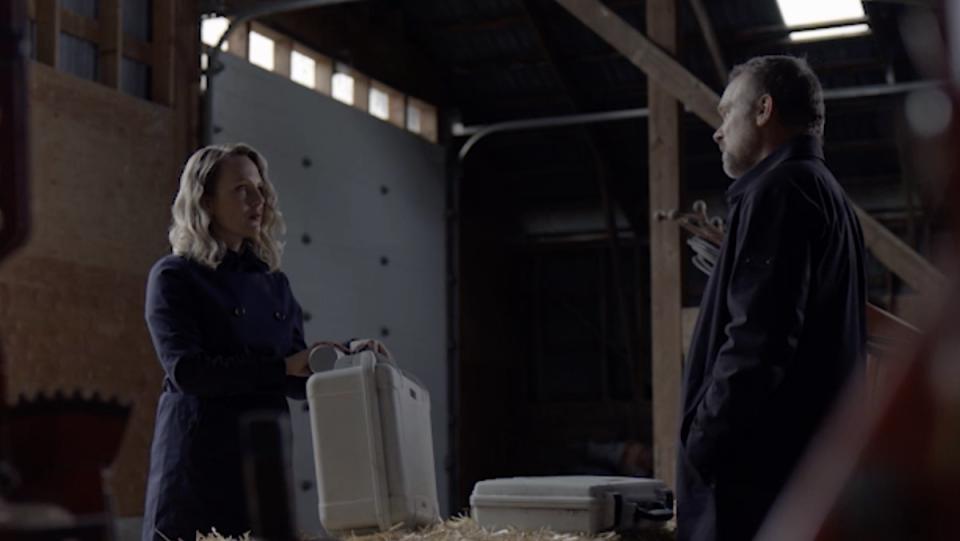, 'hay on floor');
192,516,676,541
336,516,675,541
